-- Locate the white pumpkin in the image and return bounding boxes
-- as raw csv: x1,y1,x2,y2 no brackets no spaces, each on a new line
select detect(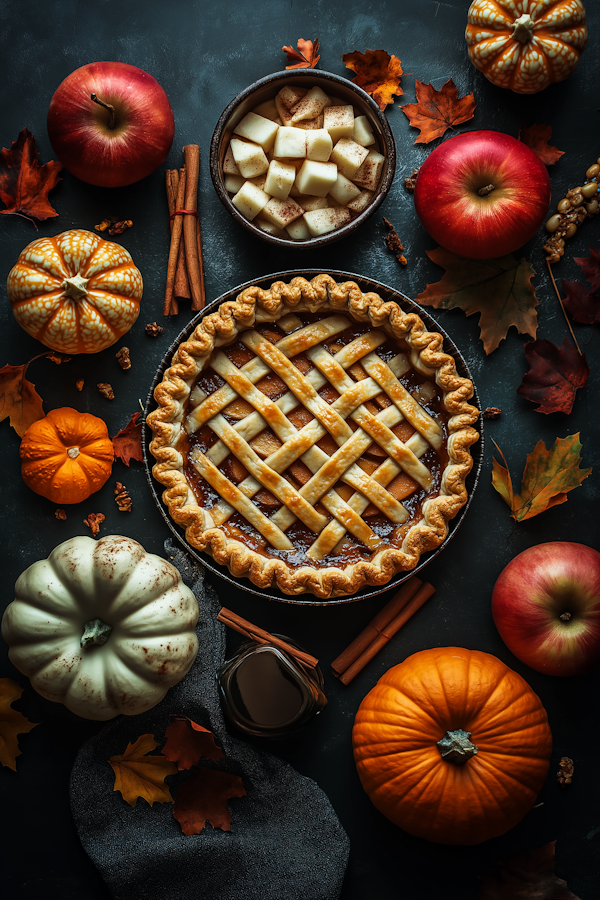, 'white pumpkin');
1,535,199,720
